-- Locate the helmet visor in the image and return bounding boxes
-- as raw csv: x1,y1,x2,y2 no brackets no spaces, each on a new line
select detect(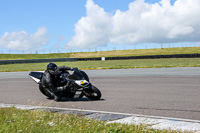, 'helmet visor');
49,69,59,75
